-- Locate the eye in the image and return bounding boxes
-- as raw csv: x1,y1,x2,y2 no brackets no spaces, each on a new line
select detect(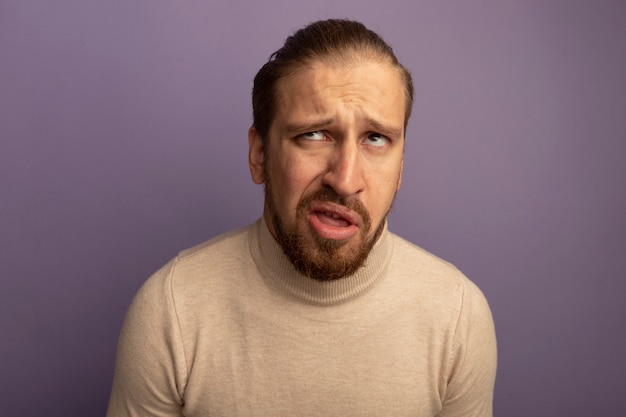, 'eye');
299,131,327,141
363,133,389,148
